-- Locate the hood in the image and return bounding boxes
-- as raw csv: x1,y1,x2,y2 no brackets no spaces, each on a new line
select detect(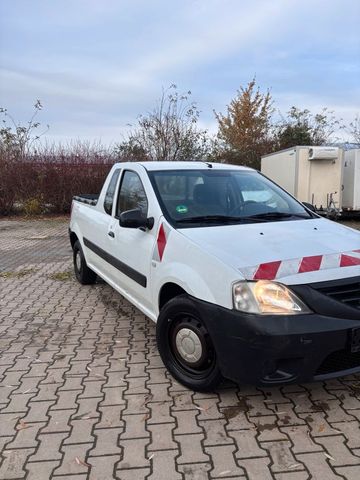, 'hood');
179,218,360,285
